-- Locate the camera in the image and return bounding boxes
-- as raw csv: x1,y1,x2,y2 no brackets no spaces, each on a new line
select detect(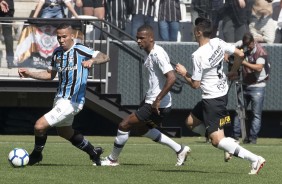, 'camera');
239,45,250,57
227,45,249,72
